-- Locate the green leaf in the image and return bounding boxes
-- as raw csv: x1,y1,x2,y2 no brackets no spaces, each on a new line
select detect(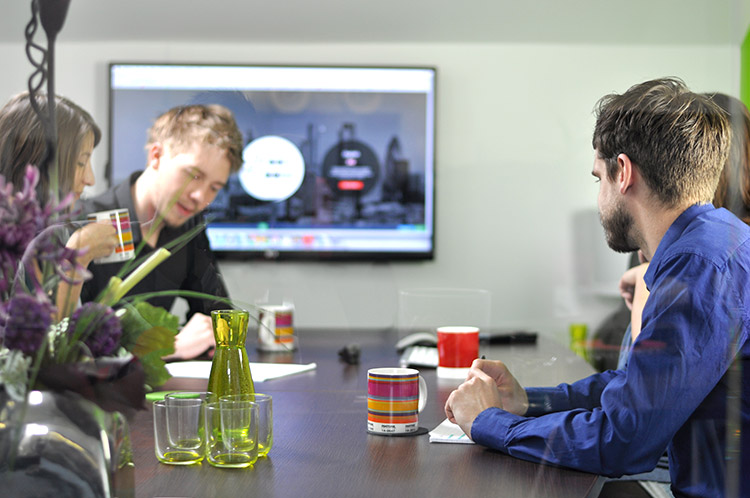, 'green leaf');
134,301,180,330
118,302,179,387
132,326,176,357
118,304,151,351
139,349,173,389
132,327,174,388
119,301,179,351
